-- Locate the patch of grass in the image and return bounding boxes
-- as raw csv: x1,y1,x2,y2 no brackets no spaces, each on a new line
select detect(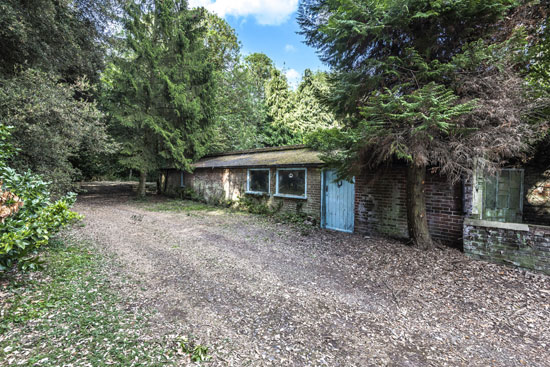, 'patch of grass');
144,199,217,213
0,238,209,366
